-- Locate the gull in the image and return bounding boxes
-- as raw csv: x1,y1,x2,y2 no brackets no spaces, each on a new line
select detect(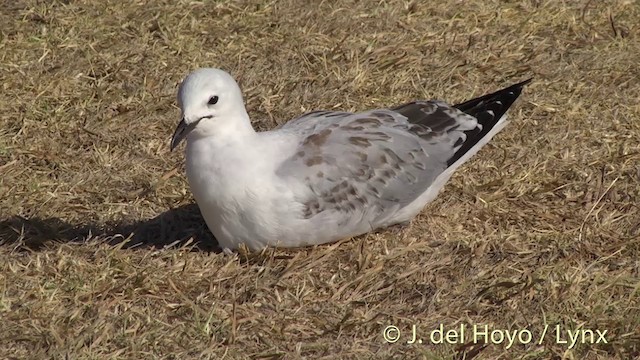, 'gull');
170,68,531,251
